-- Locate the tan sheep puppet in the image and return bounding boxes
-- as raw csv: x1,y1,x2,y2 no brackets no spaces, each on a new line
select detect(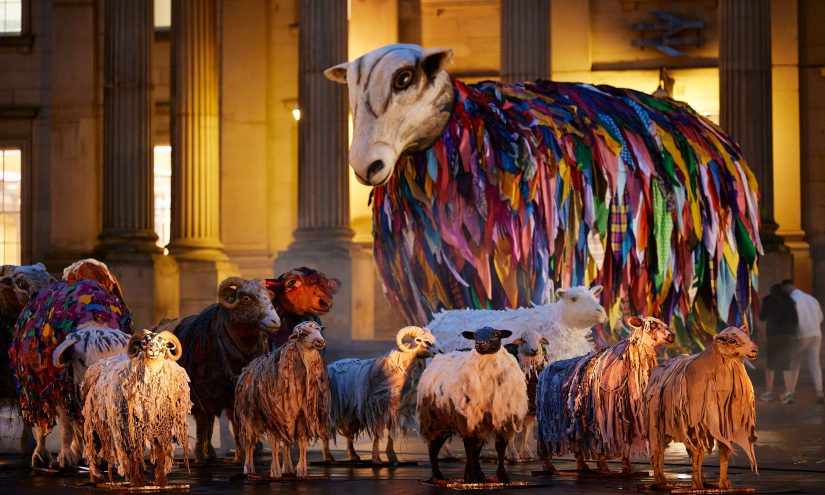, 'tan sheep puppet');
645,326,758,489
